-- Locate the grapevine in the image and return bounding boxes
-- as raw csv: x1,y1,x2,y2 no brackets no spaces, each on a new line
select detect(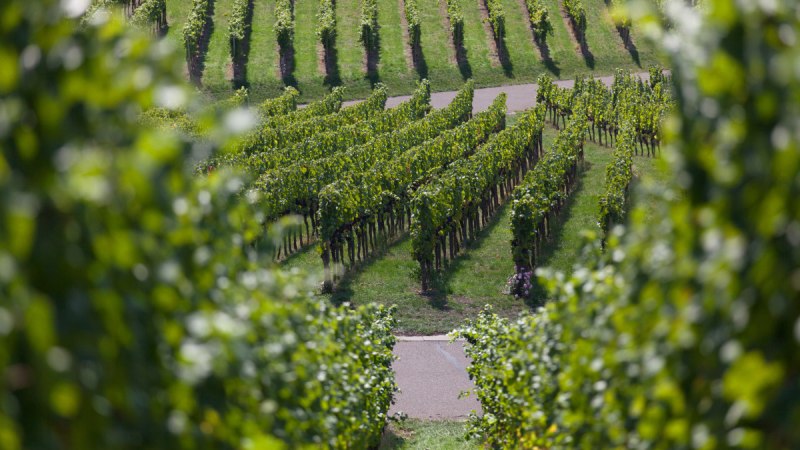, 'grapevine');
360,0,378,47
484,0,505,38
228,0,250,63
445,0,465,44
317,0,337,48
597,122,635,236
250,81,473,260
274,0,294,47
412,104,546,290
525,0,551,40
509,107,588,291
182,0,212,81
404,0,421,47
317,94,506,289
